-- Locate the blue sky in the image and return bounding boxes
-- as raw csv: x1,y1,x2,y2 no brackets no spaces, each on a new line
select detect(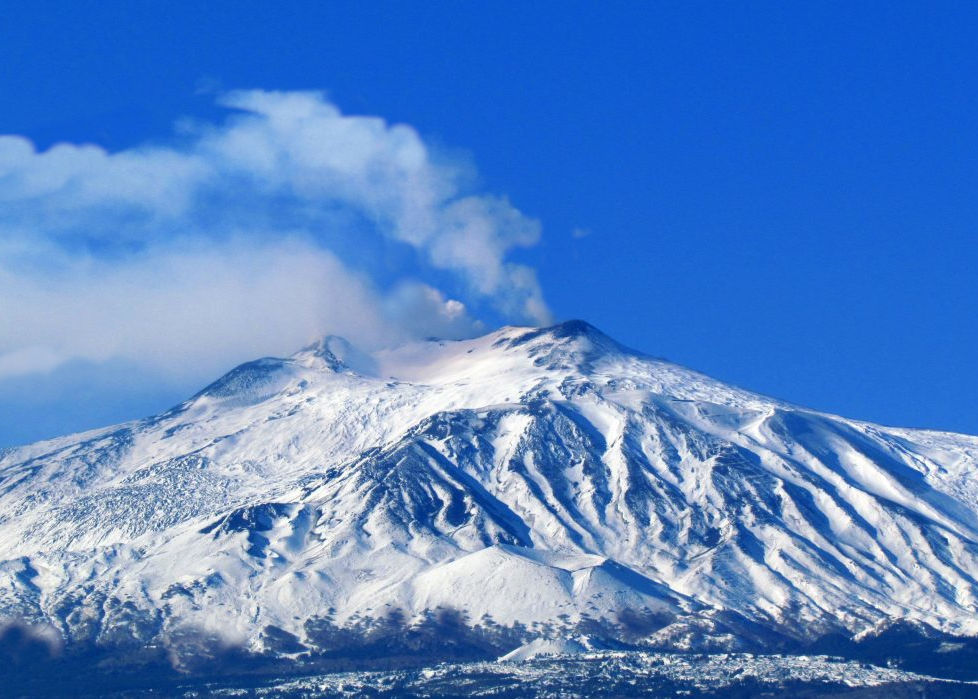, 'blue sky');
1,2,976,445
